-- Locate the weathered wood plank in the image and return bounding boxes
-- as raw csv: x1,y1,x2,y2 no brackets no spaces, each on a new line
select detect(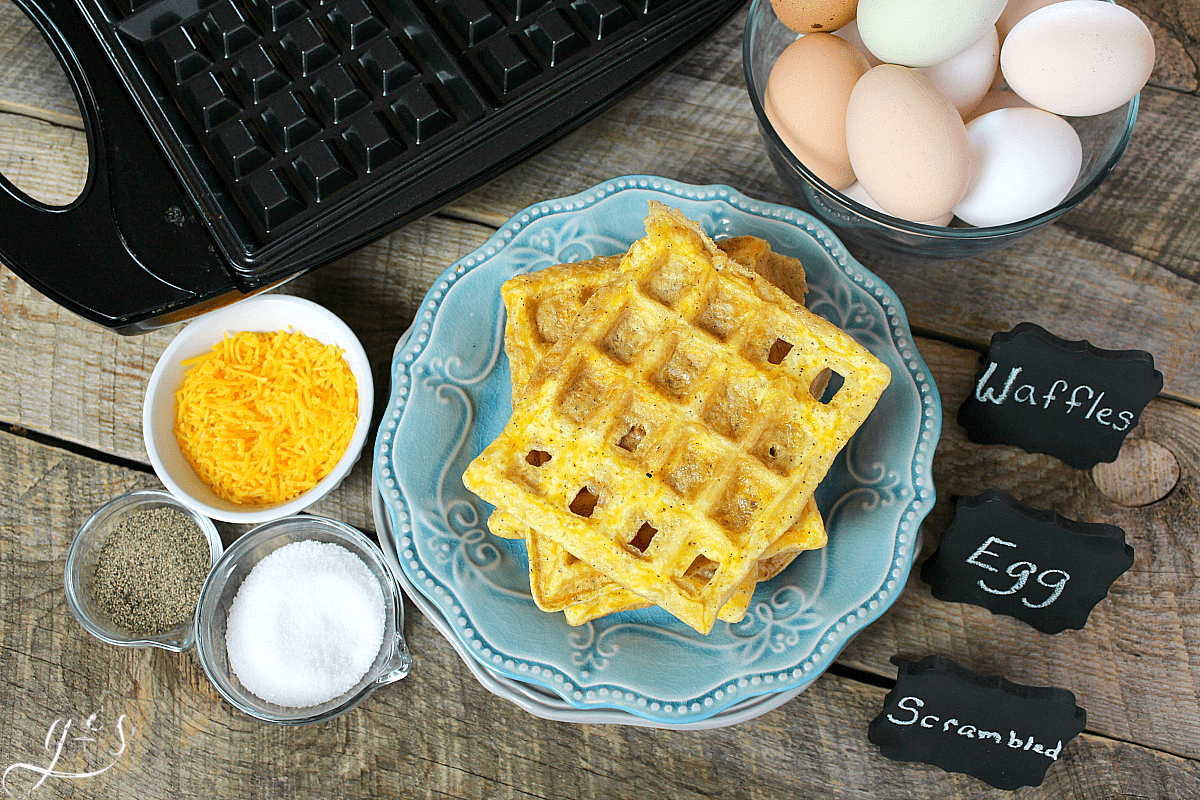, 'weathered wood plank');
0,0,83,126
3,431,1199,799
1127,0,1200,92
0,108,86,203
840,337,1200,760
